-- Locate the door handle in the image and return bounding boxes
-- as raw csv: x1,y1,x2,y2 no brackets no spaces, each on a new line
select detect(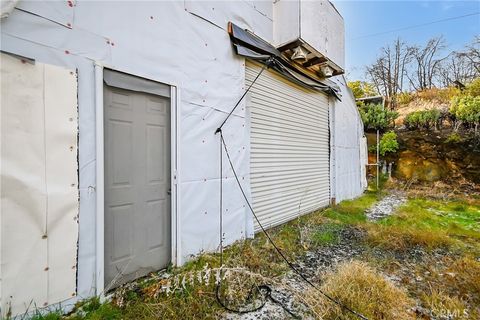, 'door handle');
167,188,171,196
